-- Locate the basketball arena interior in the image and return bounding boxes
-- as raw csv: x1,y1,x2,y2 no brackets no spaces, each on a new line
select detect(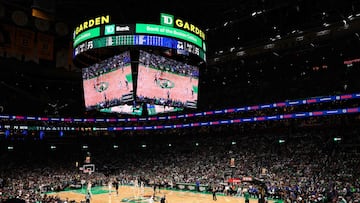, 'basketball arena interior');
0,0,360,203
